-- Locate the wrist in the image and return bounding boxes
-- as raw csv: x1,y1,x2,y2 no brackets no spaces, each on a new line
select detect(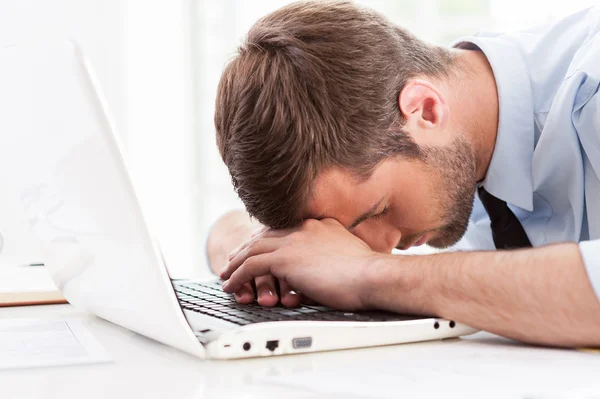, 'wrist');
359,253,387,309
360,253,439,315
359,254,420,310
